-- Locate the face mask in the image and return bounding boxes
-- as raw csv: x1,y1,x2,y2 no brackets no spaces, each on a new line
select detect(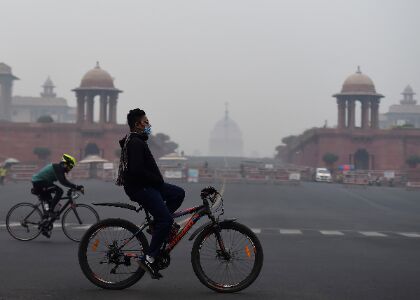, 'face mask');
144,126,152,136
